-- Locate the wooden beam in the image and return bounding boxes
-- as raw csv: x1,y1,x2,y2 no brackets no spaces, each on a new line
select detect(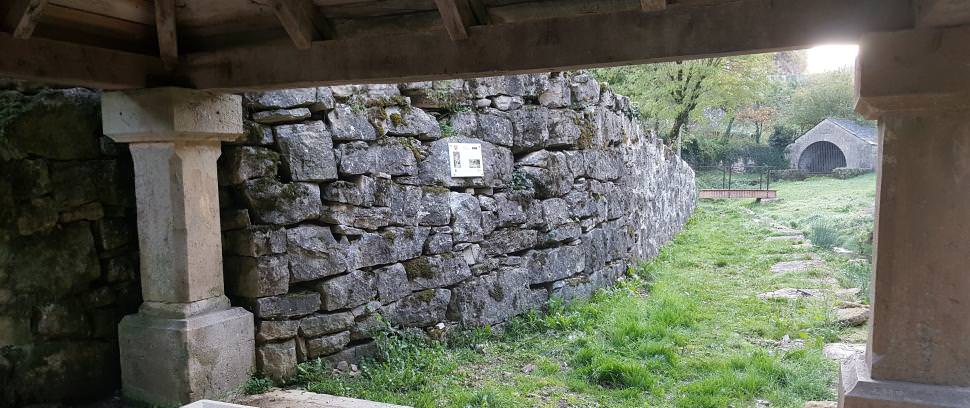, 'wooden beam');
640,0,666,12
434,0,476,41
155,0,178,69
855,26,970,119
273,0,331,49
914,0,970,28
468,0,490,25
0,32,166,89
4,0,48,38
183,0,914,90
